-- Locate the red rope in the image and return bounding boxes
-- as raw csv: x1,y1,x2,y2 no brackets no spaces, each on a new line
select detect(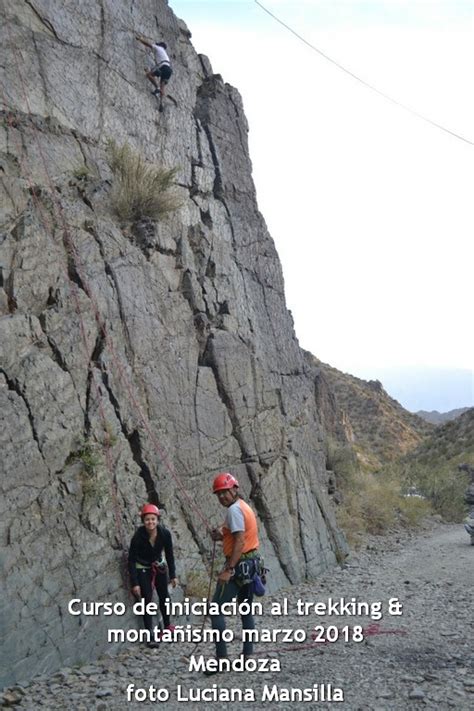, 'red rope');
184,540,218,659
252,622,408,656
1,97,128,565
3,21,212,535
